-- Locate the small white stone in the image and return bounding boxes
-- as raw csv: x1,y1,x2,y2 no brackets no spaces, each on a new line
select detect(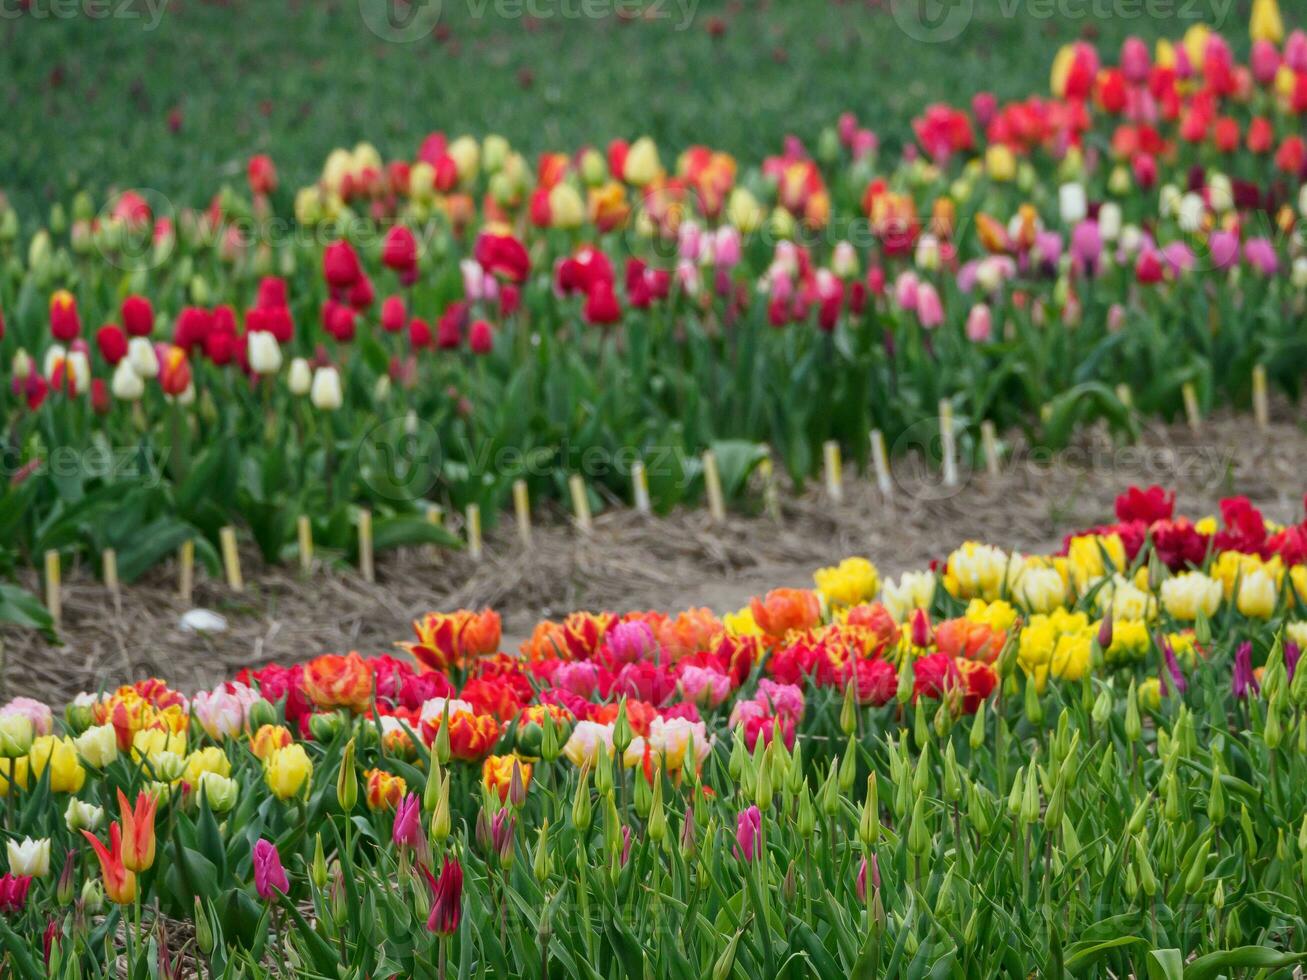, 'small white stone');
180,608,228,633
